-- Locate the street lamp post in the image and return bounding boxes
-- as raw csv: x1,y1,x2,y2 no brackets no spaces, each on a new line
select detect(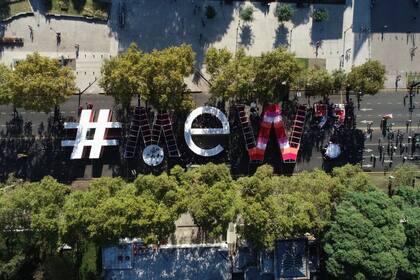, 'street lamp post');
77,77,98,111
408,81,420,119
289,26,295,52
341,25,352,69
235,19,241,54
388,175,395,196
